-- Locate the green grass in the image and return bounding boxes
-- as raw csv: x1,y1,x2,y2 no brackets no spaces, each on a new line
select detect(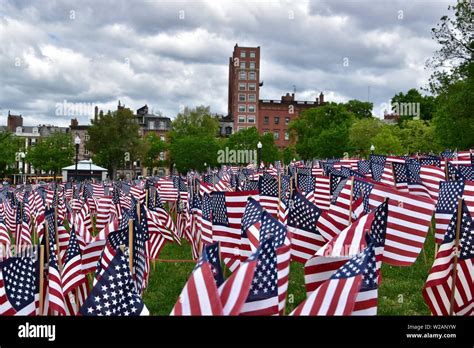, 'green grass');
143,229,436,315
